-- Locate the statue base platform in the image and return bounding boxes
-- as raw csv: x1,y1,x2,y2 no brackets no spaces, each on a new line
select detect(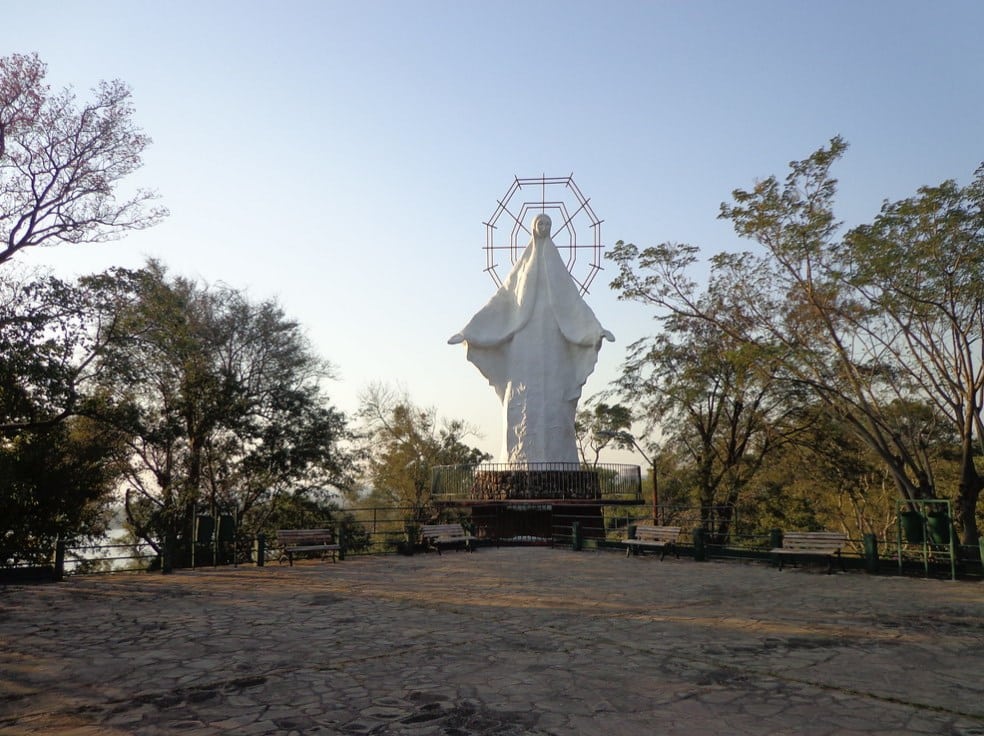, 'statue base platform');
469,467,600,501
431,462,642,505
429,464,643,546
